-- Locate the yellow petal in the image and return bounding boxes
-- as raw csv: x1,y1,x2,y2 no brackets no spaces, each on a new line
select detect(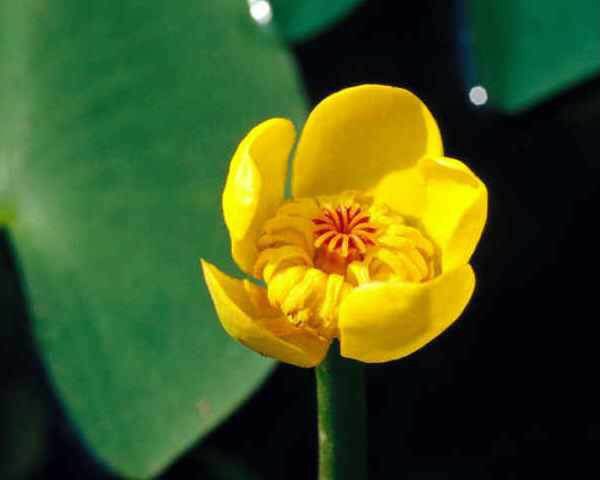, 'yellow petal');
371,167,427,219
420,157,488,271
338,264,475,363
223,118,296,275
292,85,443,199
201,259,330,368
